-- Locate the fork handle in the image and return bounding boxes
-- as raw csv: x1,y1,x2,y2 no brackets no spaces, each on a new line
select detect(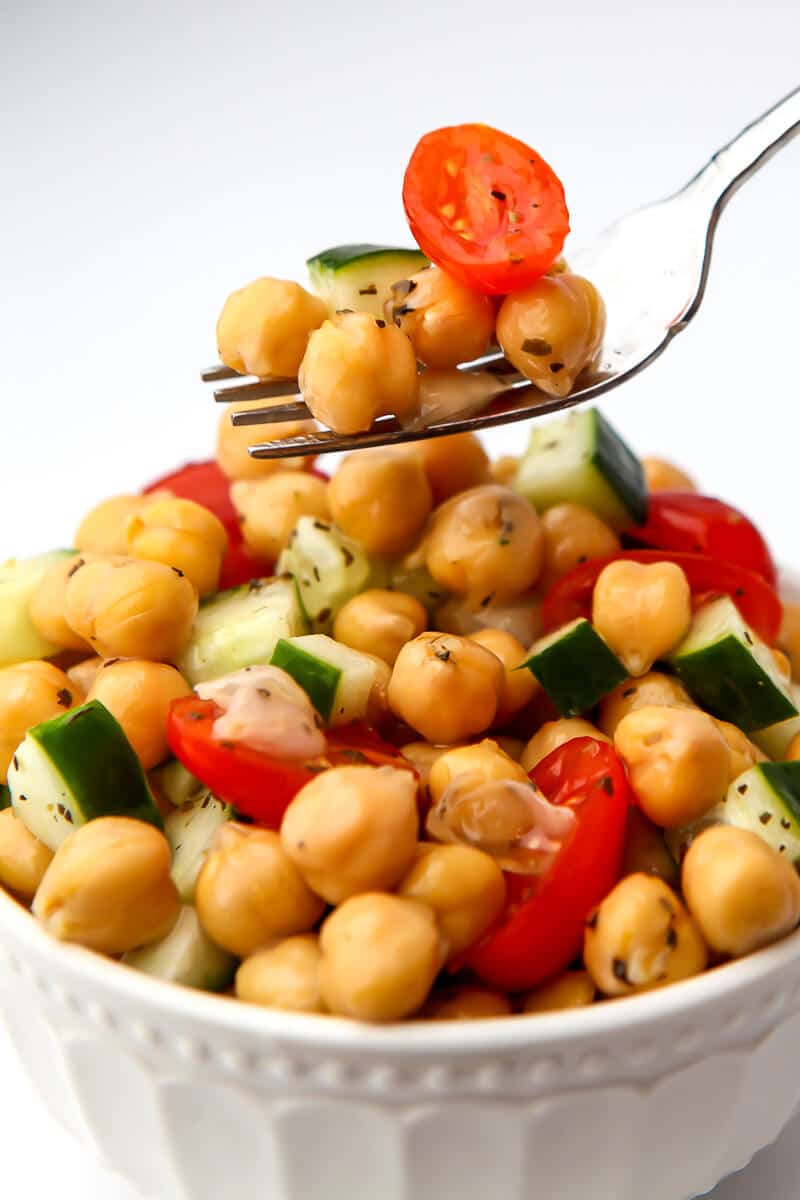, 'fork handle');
695,84,800,204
